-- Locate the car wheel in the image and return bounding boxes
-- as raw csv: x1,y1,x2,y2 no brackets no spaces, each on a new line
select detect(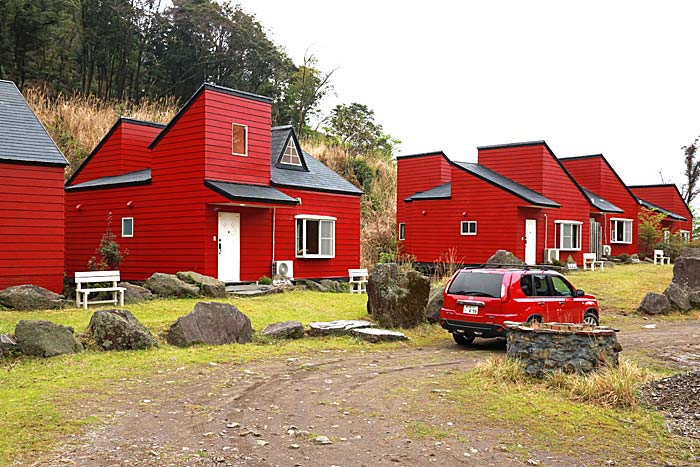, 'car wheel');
583,311,599,326
453,333,475,346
